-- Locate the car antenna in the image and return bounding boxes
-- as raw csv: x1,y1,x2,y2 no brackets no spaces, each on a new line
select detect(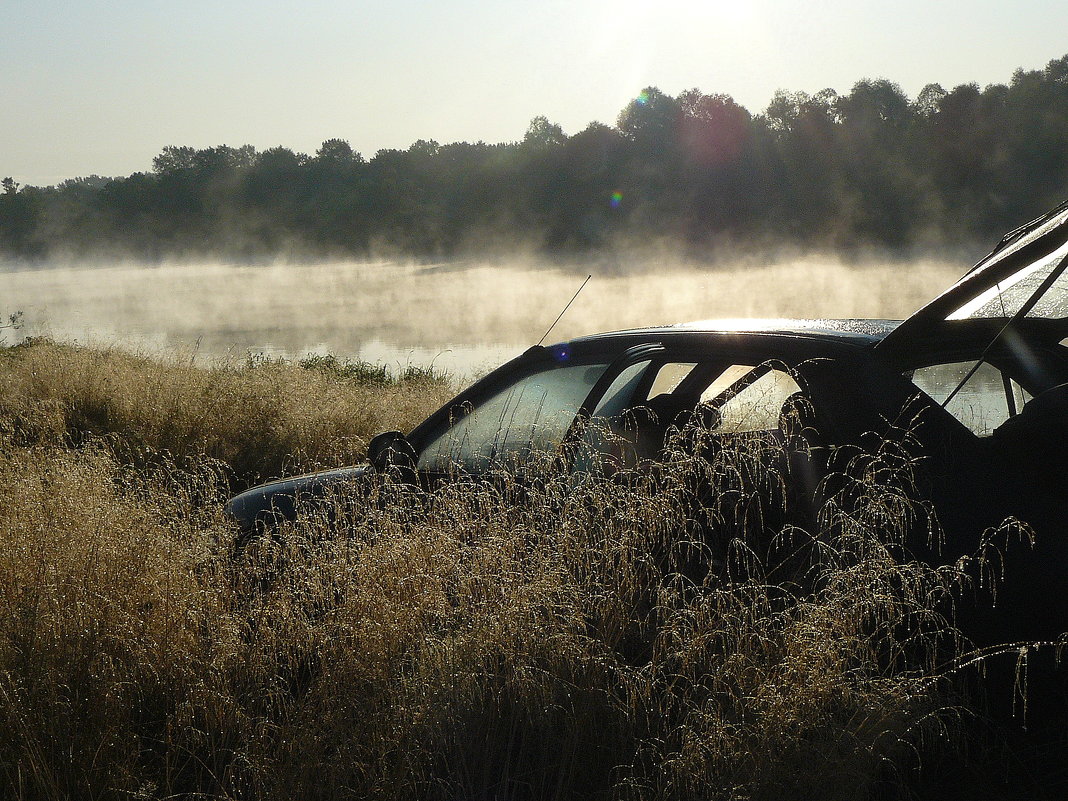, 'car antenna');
537,274,592,346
